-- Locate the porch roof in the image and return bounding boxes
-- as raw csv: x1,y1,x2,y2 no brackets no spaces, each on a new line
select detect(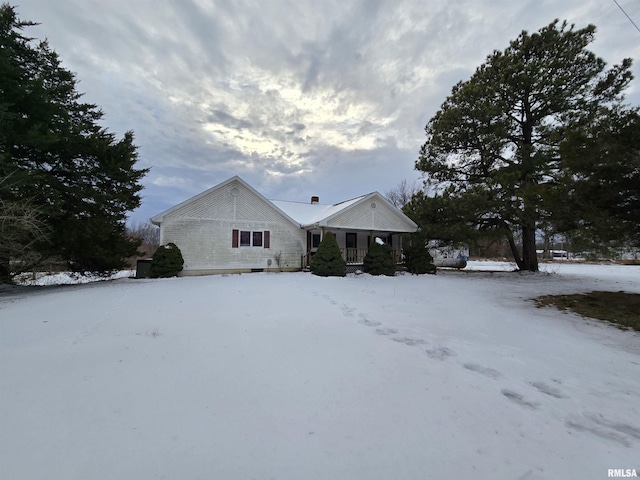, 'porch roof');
271,191,418,233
